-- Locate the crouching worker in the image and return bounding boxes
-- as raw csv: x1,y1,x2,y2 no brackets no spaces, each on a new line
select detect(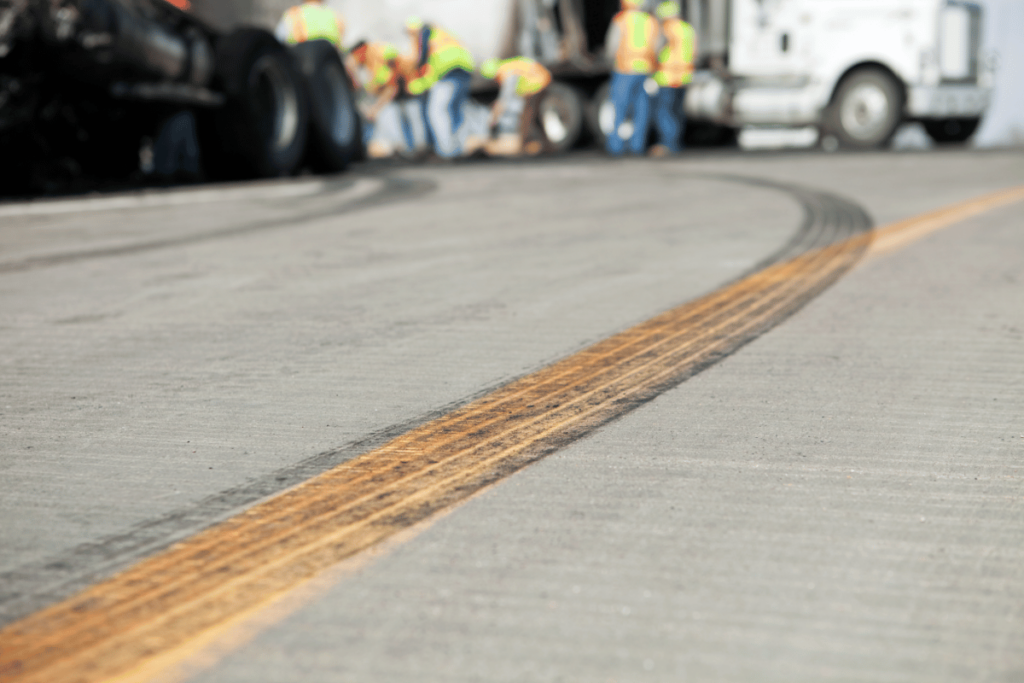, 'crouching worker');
479,56,552,156
405,17,476,159
348,40,406,158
